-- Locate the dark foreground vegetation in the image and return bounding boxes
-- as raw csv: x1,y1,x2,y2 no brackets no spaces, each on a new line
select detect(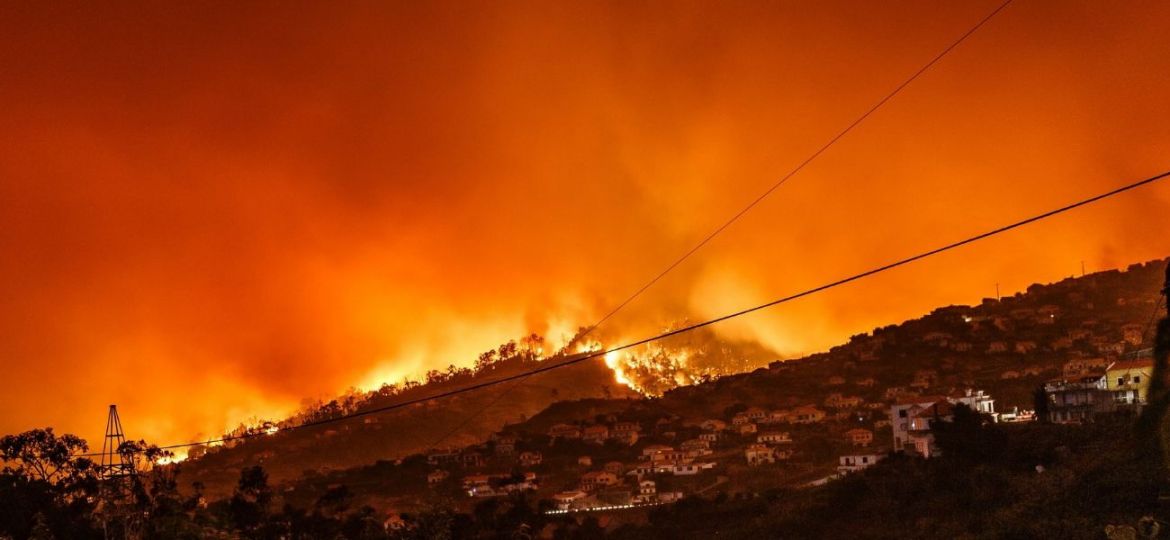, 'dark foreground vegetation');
610,413,1162,539
2,411,1165,539
5,260,1166,538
